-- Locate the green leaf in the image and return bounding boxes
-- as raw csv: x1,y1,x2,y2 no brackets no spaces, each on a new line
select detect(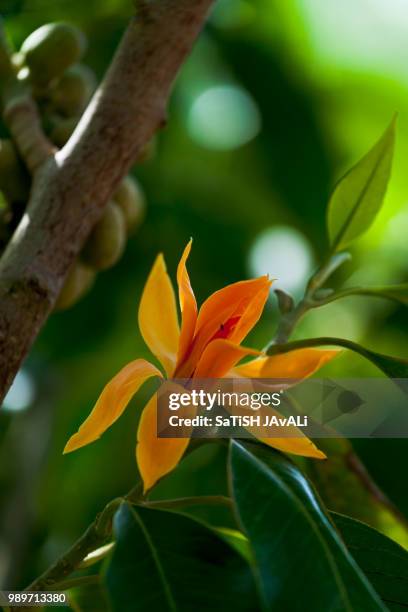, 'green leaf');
215,527,253,563
306,438,408,550
327,118,396,252
267,337,408,380
229,440,385,611
333,512,408,611
105,501,259,612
